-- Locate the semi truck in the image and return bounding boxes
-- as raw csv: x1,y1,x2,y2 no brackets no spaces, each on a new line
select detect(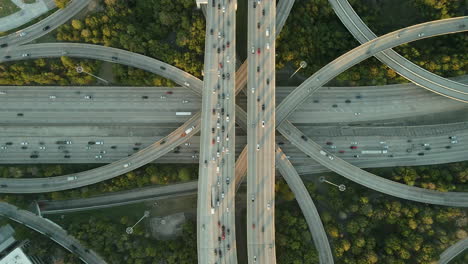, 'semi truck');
361,150,388,154
211,186,216,214
181,126,195,137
